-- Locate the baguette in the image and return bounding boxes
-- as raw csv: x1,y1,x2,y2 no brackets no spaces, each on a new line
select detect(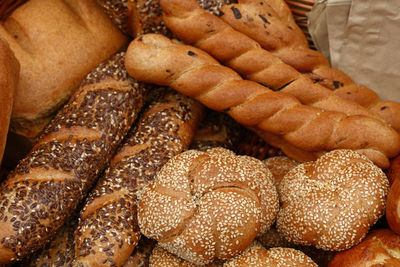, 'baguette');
0,38,19,164
159,0,386,123
218,0,400,133
0,52,146,263
0,0,129,138
125,33,400,168
73,89,204,267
